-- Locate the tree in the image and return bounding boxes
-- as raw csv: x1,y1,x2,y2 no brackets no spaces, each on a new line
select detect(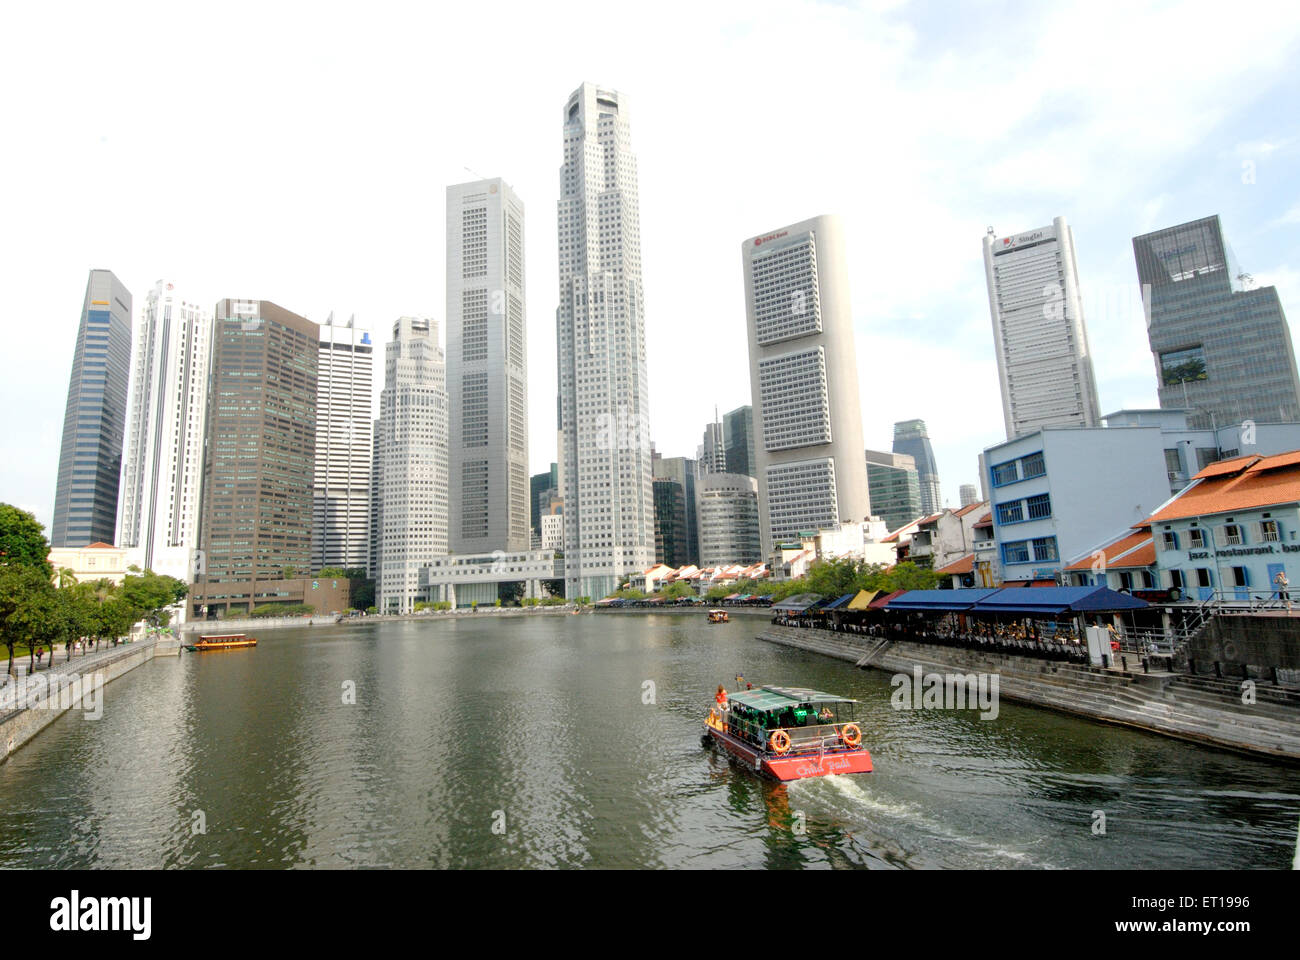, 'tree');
497,581,526,606
659,580,695,601
0,503,53,577
0,564,58,675
317,567,348,579
120,569,188,627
